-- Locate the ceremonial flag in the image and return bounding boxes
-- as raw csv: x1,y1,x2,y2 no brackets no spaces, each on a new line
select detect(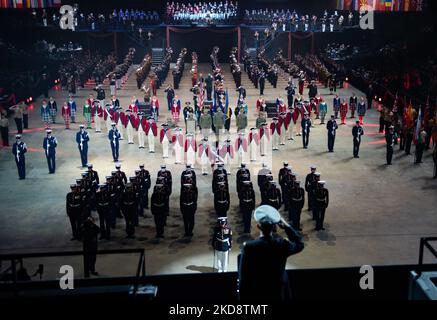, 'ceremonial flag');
404,99,413,128
224,89,230,121
413,105,422,145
